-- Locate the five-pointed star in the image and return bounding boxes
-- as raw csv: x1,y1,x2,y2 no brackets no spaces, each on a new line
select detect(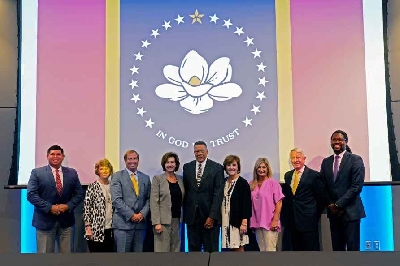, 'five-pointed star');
244,36,254,46
256,91,266,101
145,118,155,128
256,62,267,72
129,80,139,89
142,40,151,48
242,117,253,127
162,21,171,30
134,52,143,61
234,27,244,36
130,65,139,75
130,94,141,103
251,105,261,115
137,107,146,117
189,9,204,24
223,19,233,29
175,15,184,24
252,49,262,58
209,14,219,23
151,29,160,38
258,77,268,86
